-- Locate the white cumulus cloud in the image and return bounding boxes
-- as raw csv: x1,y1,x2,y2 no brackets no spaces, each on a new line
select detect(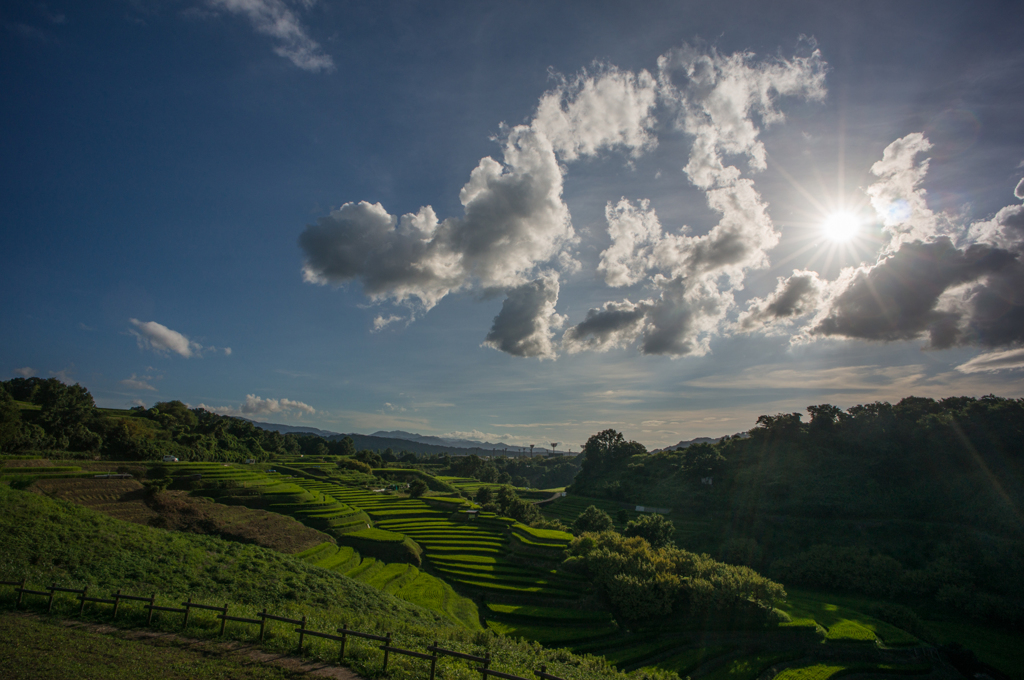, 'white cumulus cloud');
129,319,205,358
197,394,316,418
483,272,566,360
533,64,658,162
13,367,34,378
566,43,827,357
